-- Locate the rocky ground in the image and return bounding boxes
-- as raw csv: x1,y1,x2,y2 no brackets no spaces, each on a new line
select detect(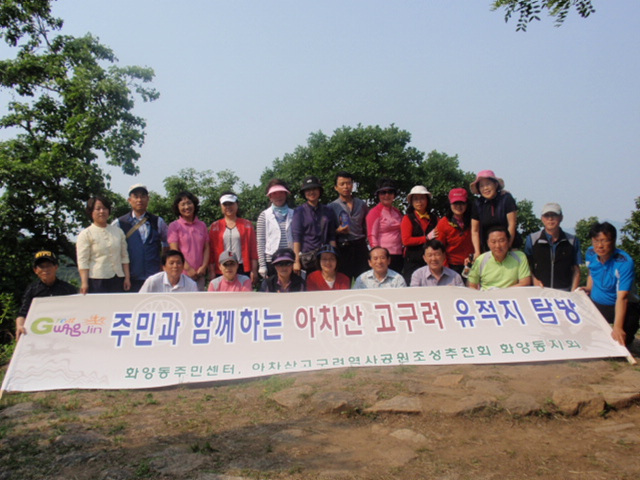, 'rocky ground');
1,355,640,480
